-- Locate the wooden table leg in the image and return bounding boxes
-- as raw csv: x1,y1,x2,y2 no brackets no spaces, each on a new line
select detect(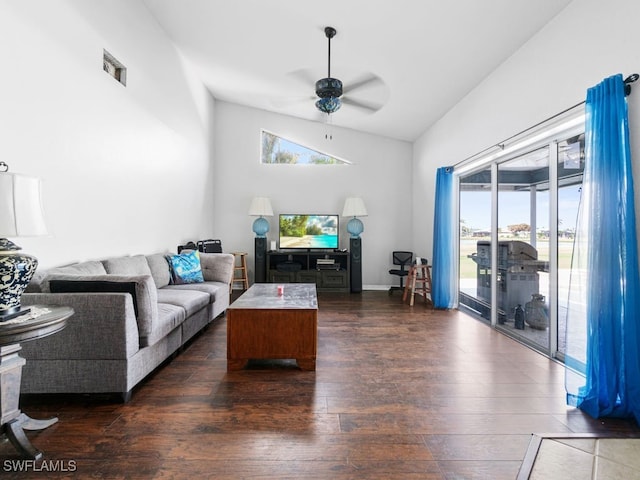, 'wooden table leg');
297,358,316,371
4,412,57,461
1,344,58,459
20,412,59,431
227,359,249,371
